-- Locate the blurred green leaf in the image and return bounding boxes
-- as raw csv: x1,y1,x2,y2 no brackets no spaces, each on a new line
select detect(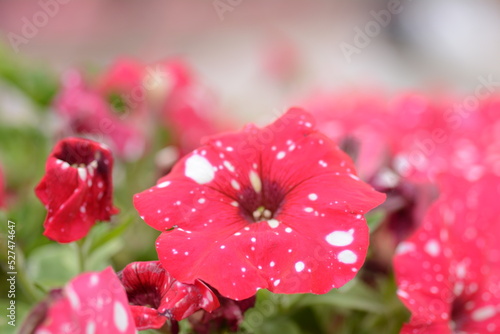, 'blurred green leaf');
86,215,133,255
86,238,123,271
256,316,302,334
367,210,386,234
26,243,79,290
0,45,58,108
293,279,385,314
